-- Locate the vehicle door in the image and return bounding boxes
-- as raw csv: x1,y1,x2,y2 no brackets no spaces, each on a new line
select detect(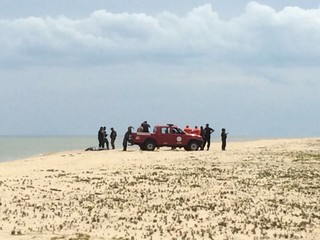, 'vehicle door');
170,127,186,147
157,127,171,146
